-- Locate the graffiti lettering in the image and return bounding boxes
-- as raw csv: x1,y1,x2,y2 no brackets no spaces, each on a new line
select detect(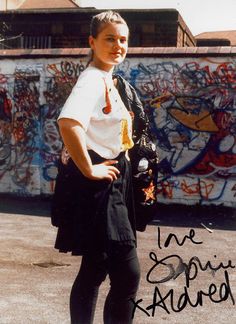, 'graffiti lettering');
0,57,235,202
